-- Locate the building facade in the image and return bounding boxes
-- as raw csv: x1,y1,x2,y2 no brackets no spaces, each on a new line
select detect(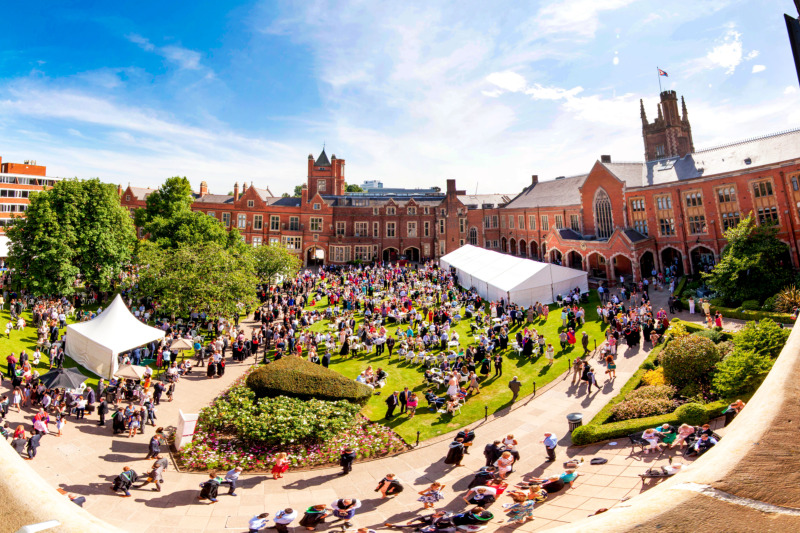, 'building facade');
119,91,800,284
